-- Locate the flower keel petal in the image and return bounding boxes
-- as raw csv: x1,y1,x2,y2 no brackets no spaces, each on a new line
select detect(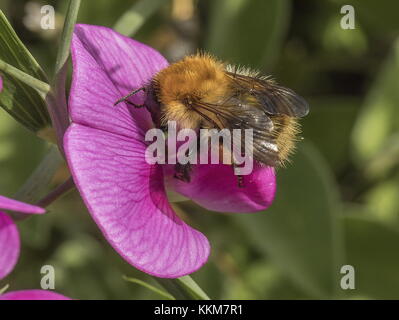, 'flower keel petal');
0,211,20,280
64,124,210,278
0,195,45,214
164,163,276,213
